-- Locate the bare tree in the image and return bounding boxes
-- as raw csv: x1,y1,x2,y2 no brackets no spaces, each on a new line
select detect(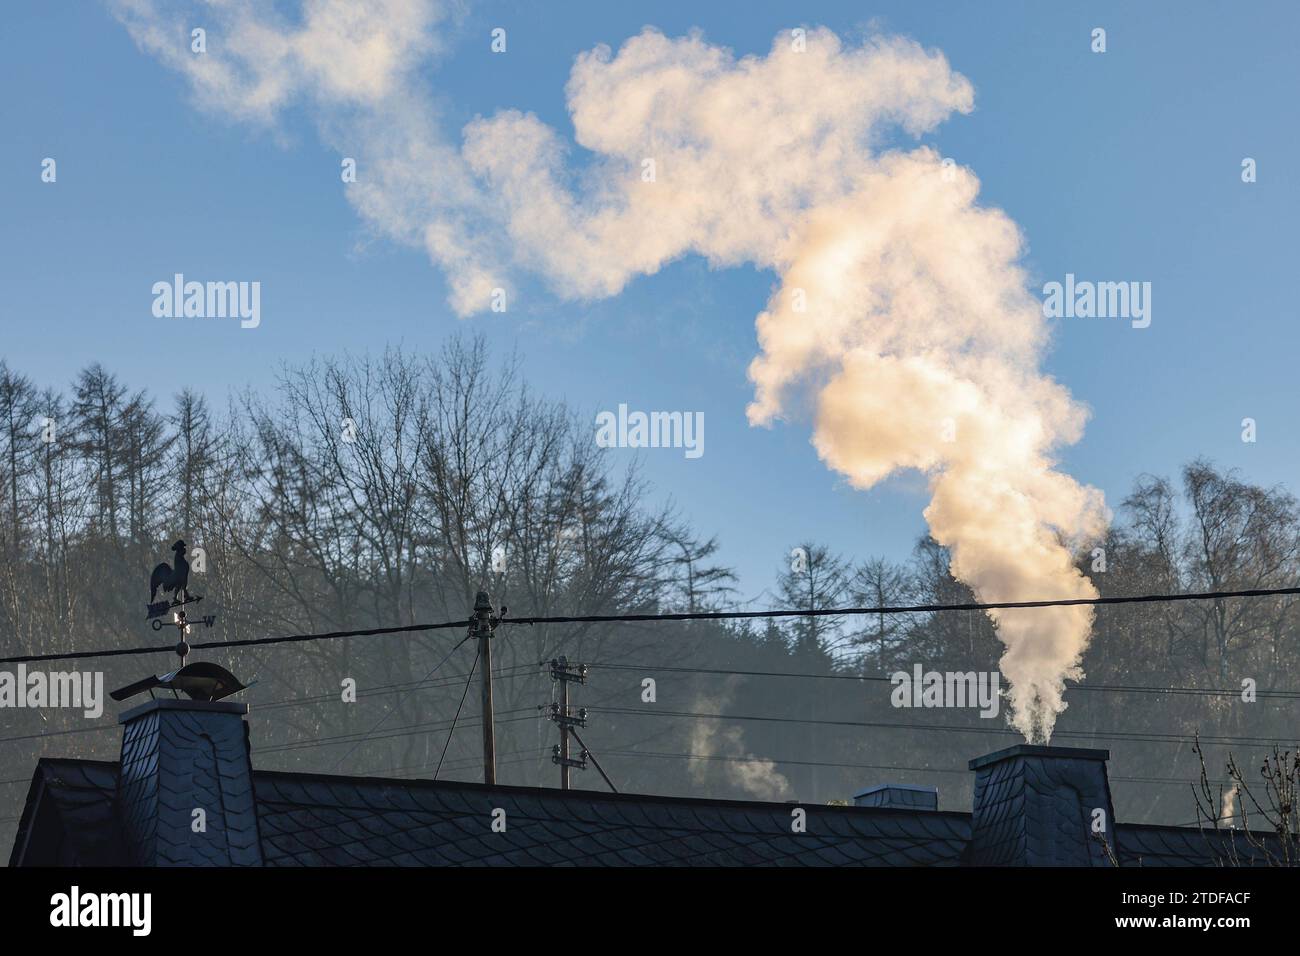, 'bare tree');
1182,460,1300,681
1193,732,1298,866
774,541,849,656
664,532,736,614
71,363,128,543
170,389,215,536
